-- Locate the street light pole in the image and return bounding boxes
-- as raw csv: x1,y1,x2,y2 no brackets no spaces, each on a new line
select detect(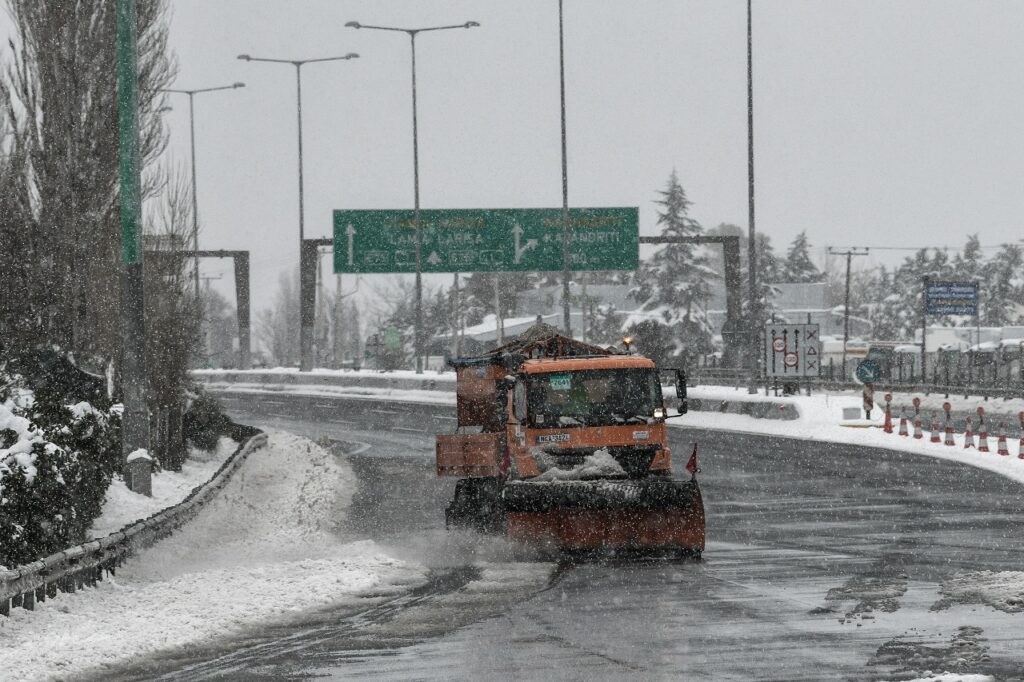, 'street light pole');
237,53,358,372
161,83,246,302
346,20,479,374
746,0,759,391
558,0,572,336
